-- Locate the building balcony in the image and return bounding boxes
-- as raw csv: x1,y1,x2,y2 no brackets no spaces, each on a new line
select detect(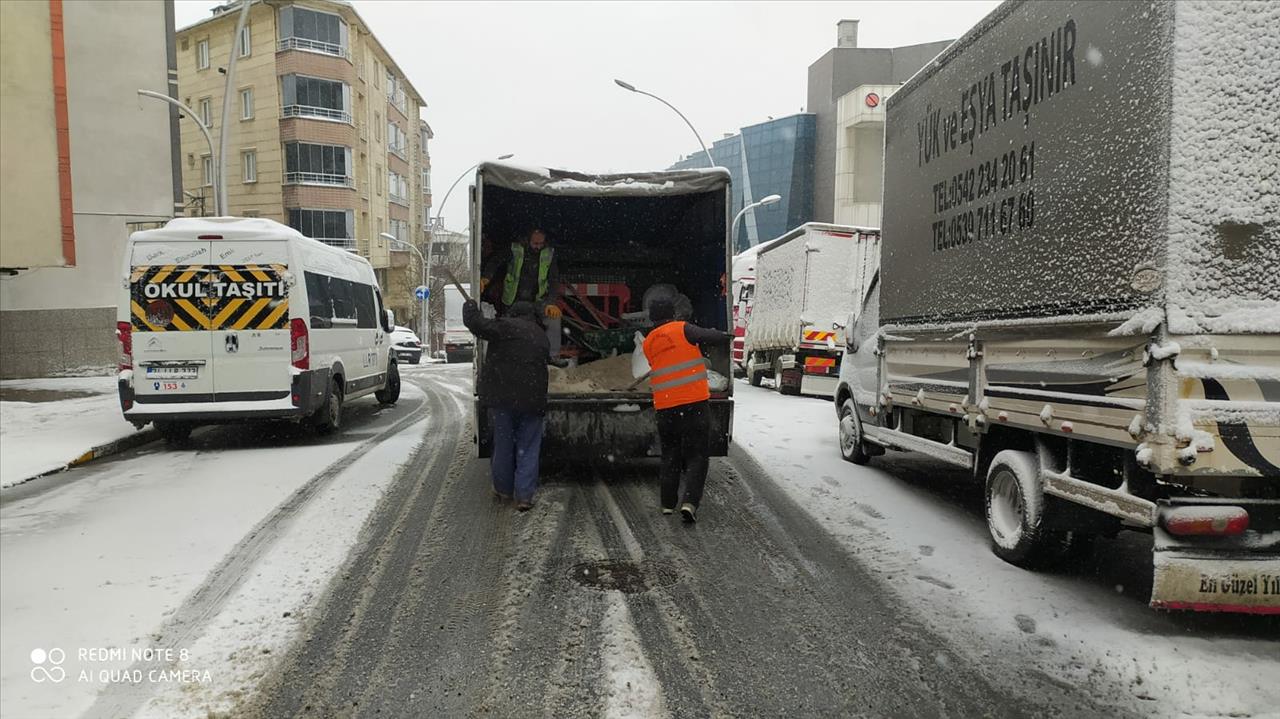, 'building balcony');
388,145,408,161
317,237,359,252
389,192,409,207
278,36,349,59
283,172,354,187
282,104,352,124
